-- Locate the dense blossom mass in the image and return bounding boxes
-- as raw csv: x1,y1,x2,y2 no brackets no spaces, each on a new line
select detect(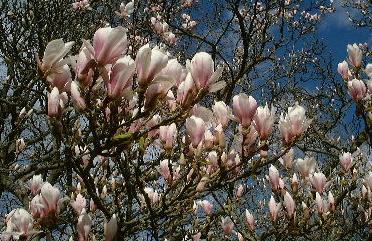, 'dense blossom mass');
0,0,371,241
